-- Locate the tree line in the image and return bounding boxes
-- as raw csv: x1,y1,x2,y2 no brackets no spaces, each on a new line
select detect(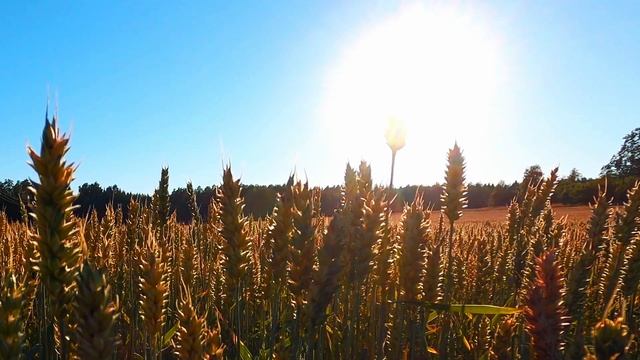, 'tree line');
0,172,636,223
2,127,638,222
